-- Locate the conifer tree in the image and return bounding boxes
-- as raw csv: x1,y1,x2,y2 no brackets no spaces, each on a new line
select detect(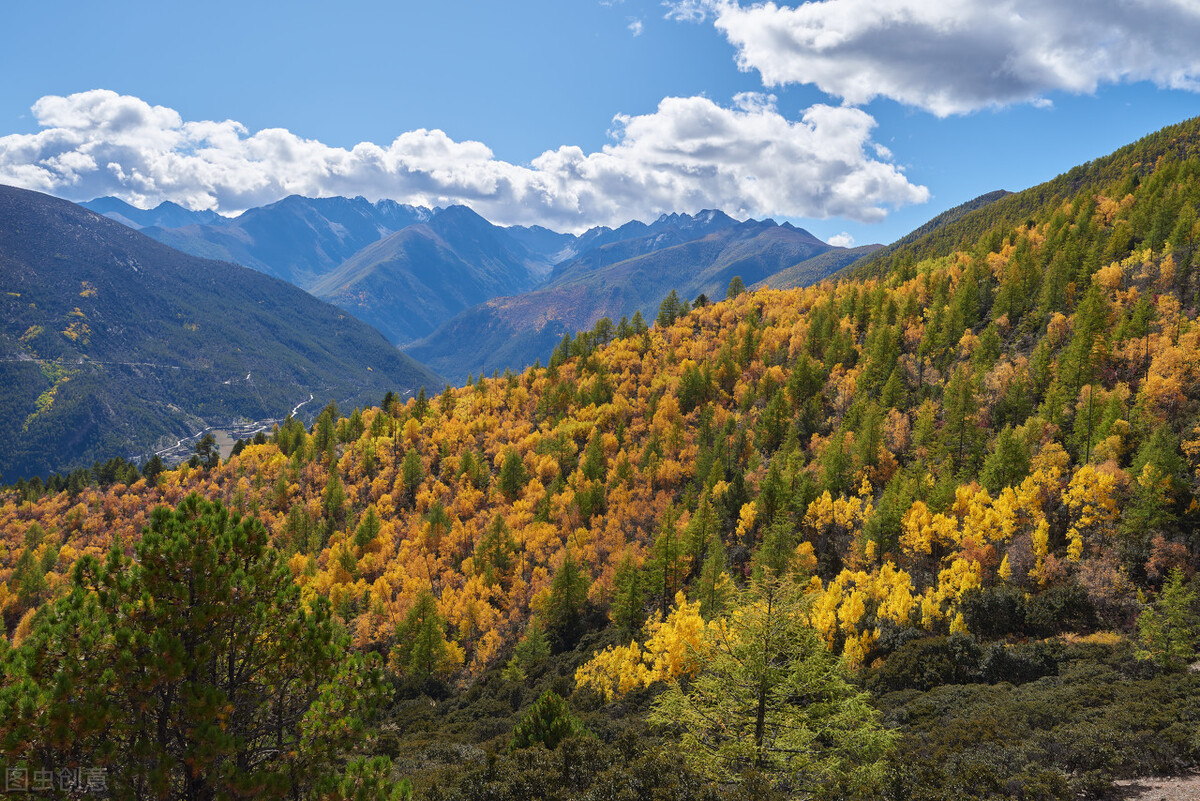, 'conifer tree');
942,365,981,474
474,513,517,587
610,551,646,635
314,403,338,463
413,386,429,419
392,590,459,686
502,618,551,682
323,469,347,531
498,448,528,501
141,453,165,483
648,505,687,613
510,691,587,751
1136,568,1200,671
545,551,591,649
193,432,220,470
0,494,387,799
401,447,424,506
648,566,893,795
980,426,1032,493
354,504,382,549
685,490,720,571
580,429,606,482
695,530,733,619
